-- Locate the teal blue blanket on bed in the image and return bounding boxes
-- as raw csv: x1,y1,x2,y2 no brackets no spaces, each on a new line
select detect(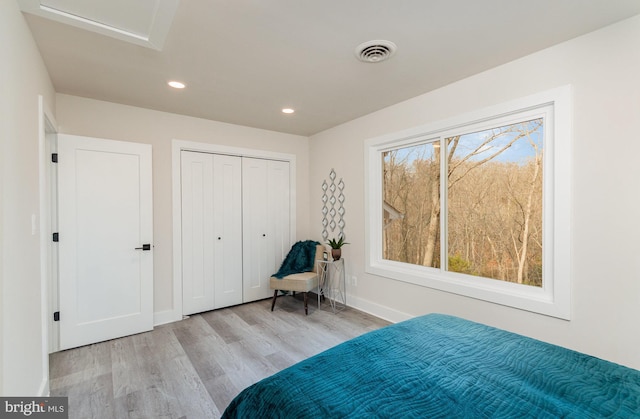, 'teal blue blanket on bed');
222,314,640,418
